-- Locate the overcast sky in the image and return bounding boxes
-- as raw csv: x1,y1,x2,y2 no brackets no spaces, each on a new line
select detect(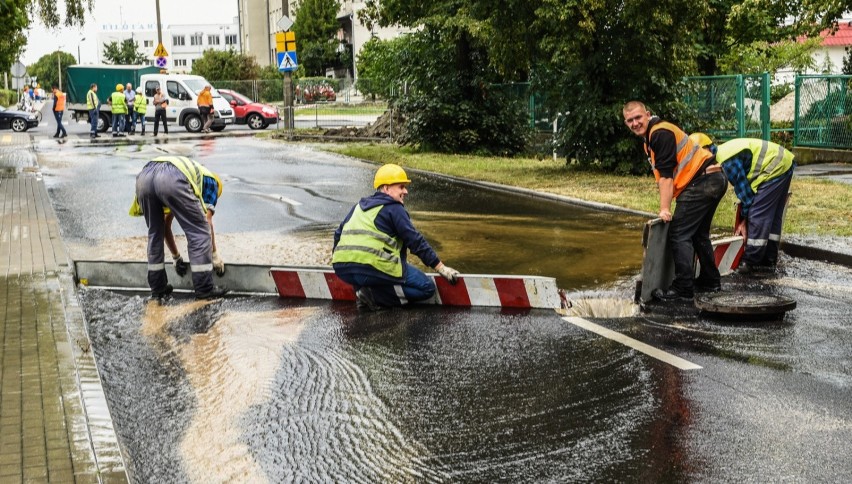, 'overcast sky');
22,0,239,65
